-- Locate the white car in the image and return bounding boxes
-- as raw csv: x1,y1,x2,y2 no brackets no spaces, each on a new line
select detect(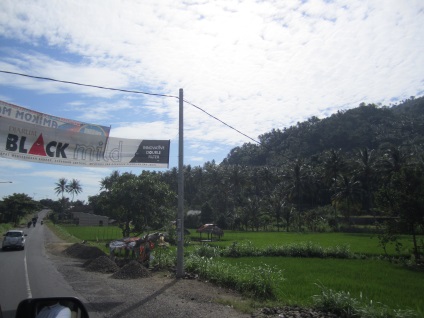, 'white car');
2,230,27,251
